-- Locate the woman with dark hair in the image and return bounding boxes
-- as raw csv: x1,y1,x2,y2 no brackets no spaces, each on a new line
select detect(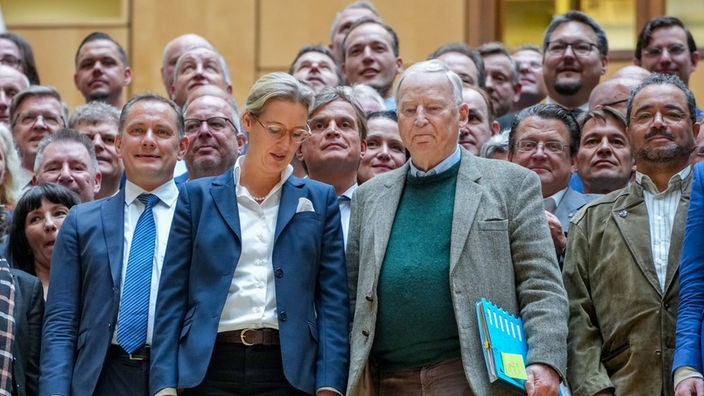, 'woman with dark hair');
8,183,79,295
0,32,40,85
